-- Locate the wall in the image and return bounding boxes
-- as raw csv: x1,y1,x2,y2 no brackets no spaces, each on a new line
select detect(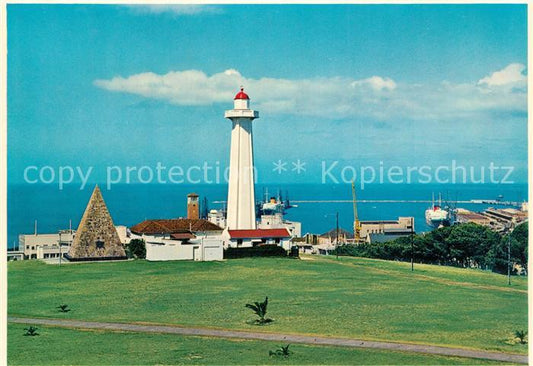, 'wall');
145,235,223,261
